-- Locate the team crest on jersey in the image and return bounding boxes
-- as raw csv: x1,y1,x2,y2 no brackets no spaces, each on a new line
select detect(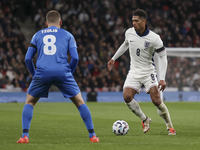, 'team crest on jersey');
144,41,150,48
